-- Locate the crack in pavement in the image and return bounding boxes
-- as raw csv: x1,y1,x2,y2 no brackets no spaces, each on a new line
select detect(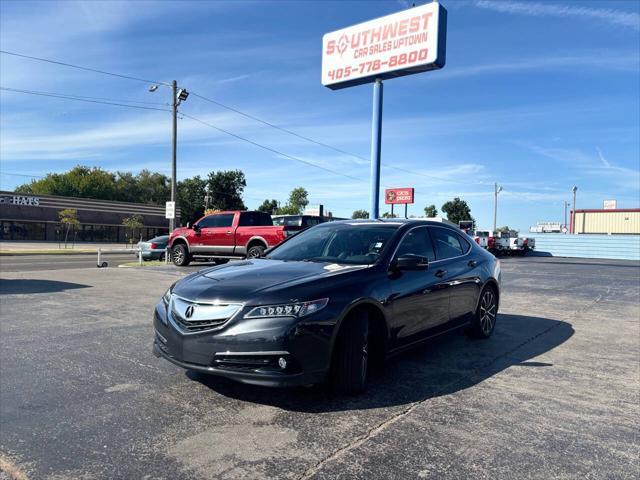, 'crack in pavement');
297,289,611,480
